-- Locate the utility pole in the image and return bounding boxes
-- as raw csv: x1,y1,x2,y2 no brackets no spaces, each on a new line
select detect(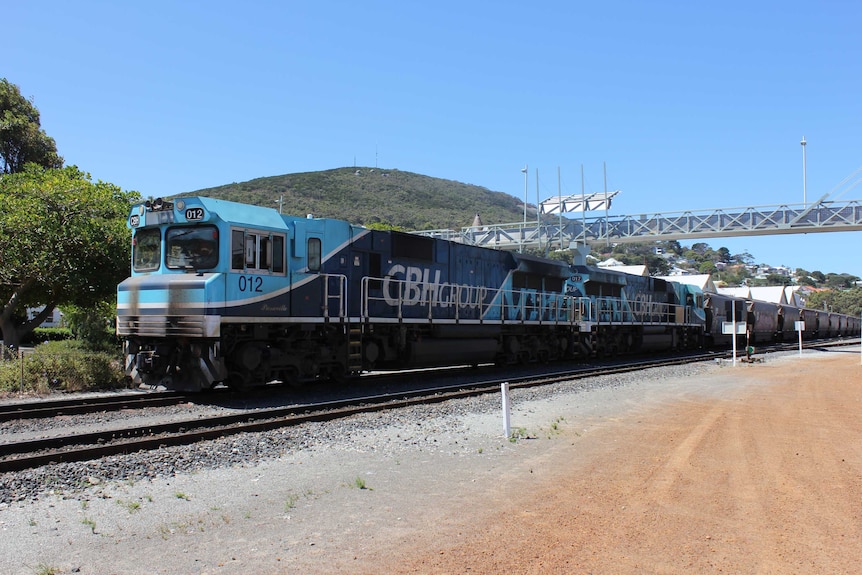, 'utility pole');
801,136,807,207
521,165,528,253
